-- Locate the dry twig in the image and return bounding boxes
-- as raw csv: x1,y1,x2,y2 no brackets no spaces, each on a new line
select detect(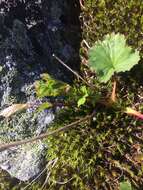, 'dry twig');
0,114,93,152
52,54,95,89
